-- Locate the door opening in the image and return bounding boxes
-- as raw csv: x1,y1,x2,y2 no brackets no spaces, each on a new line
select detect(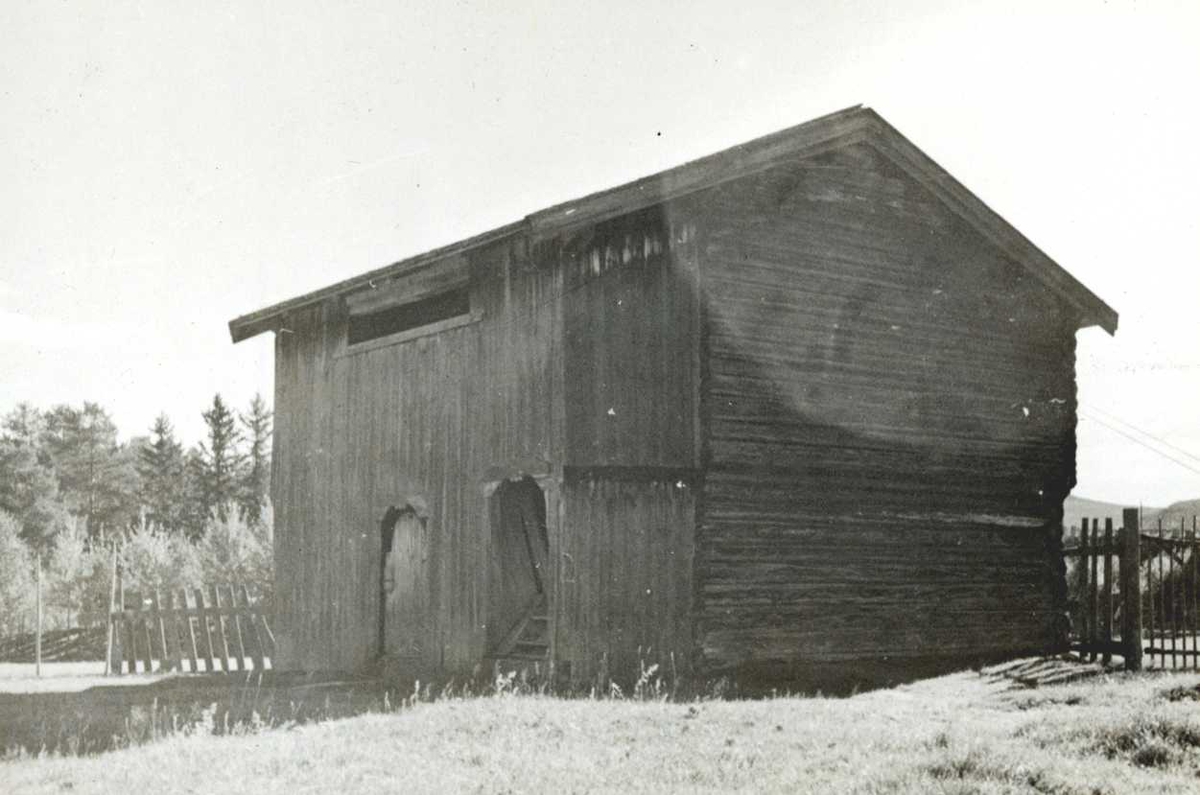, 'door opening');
488,477,550,660
379,504,427,659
